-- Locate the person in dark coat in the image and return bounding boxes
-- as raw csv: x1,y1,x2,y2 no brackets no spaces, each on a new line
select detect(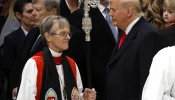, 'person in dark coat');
2,0,38,99
159,0,175,47
106,0,164,99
